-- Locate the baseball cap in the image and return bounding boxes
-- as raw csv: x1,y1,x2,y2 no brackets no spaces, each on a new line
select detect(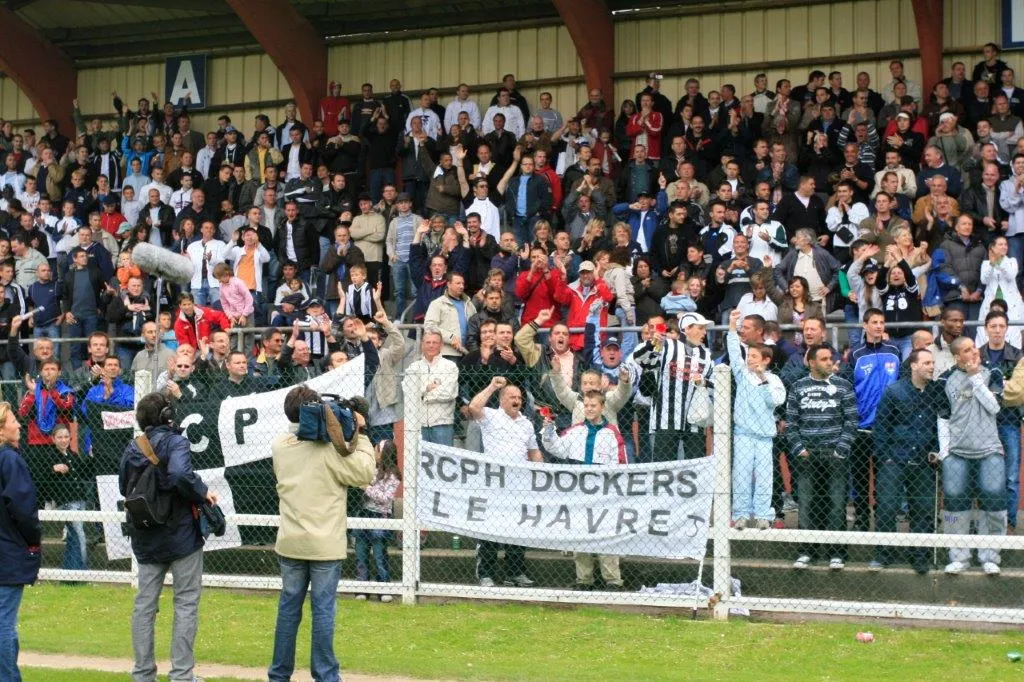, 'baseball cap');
602,335,621,349
678,312,712,328
396,192,412,203
861,258,880,274
899,95,916,105
636,190,652,199
303,297,324,310
578,260,596,272
939,112,957,123
895,112,911,120
281,293,304,307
